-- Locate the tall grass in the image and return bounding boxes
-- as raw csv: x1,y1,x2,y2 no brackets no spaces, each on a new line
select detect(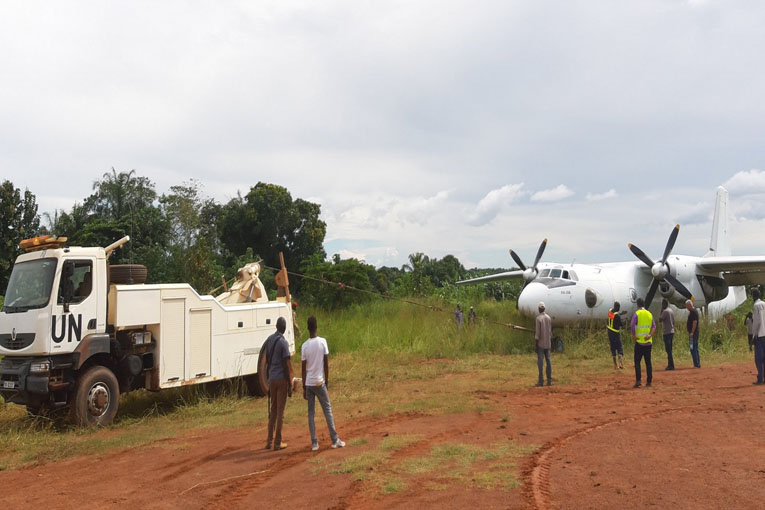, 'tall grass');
295,297,753,362
295,299,535,358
